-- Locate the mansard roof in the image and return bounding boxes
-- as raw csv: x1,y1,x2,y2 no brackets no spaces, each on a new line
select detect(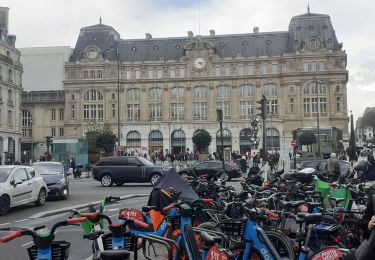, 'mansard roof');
69,11,343,63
